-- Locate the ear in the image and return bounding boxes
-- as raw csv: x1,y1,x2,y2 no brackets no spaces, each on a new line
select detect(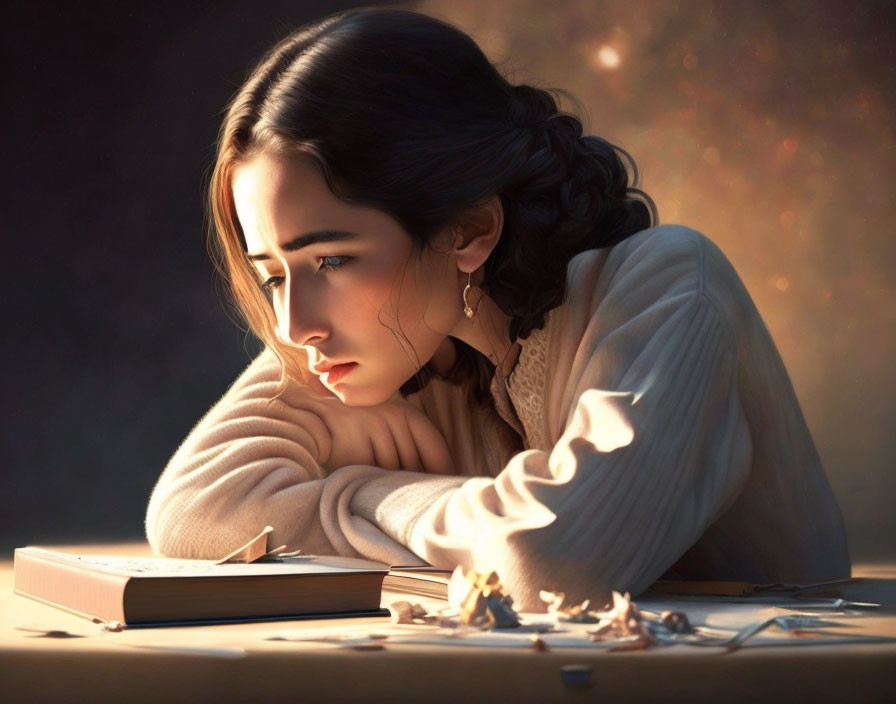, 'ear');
451,195,504,274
